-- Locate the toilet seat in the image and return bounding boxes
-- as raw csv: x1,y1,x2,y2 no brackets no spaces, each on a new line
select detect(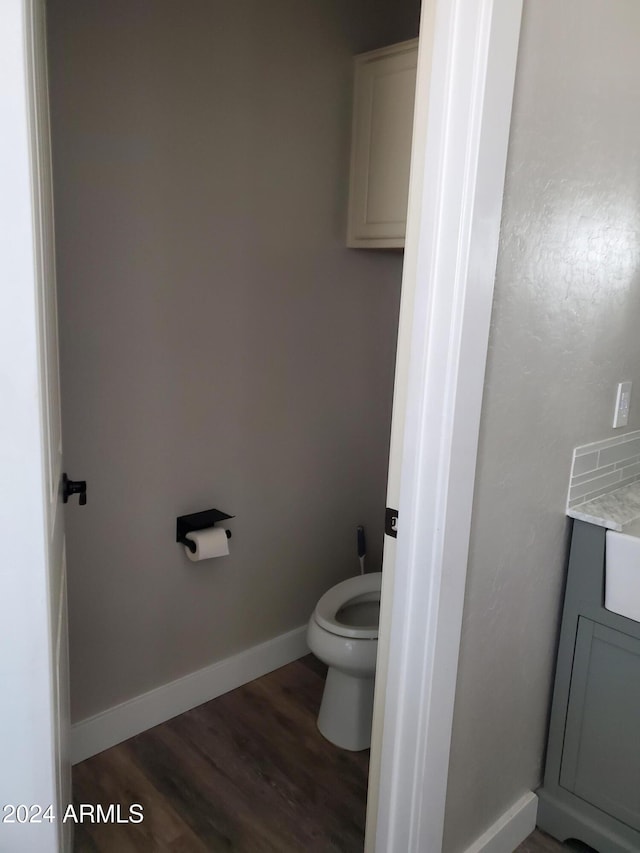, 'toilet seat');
313,572,381,640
